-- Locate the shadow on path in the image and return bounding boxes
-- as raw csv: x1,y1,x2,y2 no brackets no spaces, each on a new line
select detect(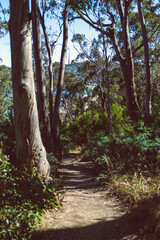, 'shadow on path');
31,154,159,240
32,213,140,240
58,154,99,191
